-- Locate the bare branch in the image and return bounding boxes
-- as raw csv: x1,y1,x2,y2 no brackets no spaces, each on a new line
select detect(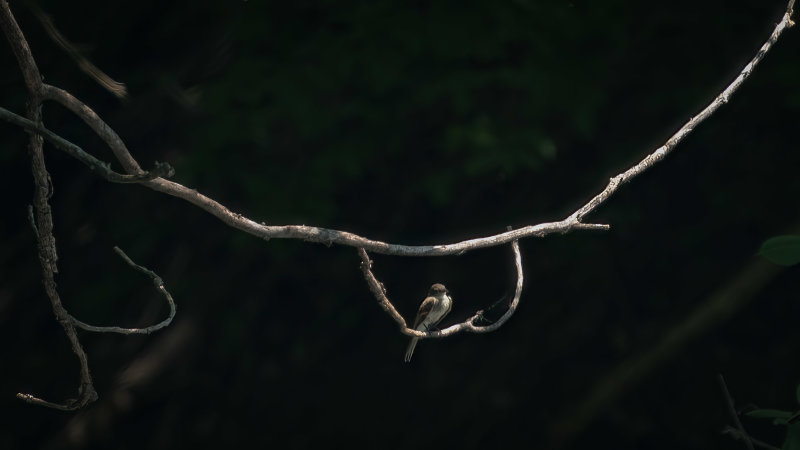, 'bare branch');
36,84,612,254
722,426,782,450
15,245,177,409
136,181,613,256
572,1,795,222
358,237,523,339
15,83,612,256
0,0,42,96
18,0,795,255
2,0,796,412
70,247,177,334
719,374,755,450
1,0,97,411
41,84,143,173
6,2,794,257
467,238,523,333
1,0,173,410
0,3,794,259
0,106,173,182
358,249,411,330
